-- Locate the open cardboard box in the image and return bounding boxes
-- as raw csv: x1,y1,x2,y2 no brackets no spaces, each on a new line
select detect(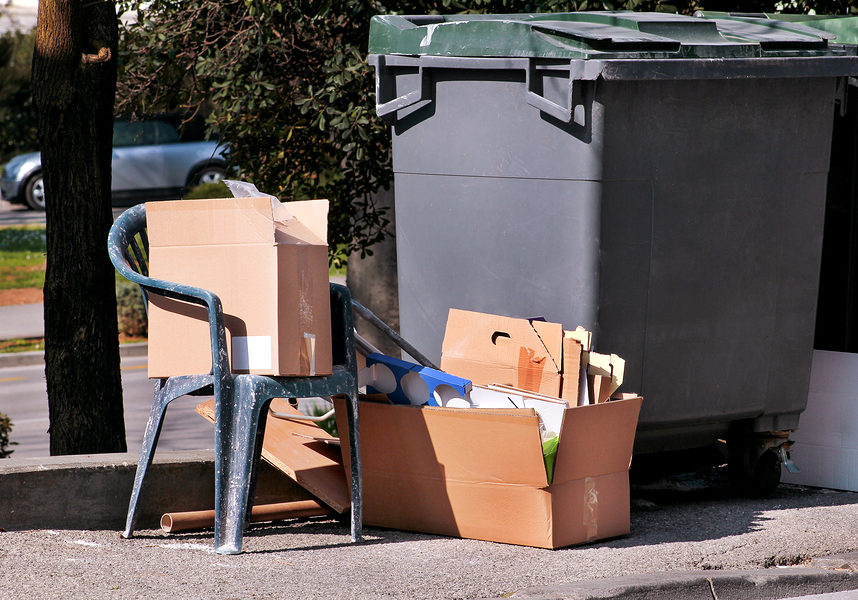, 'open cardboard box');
146,197,333,378
333,394,642,549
